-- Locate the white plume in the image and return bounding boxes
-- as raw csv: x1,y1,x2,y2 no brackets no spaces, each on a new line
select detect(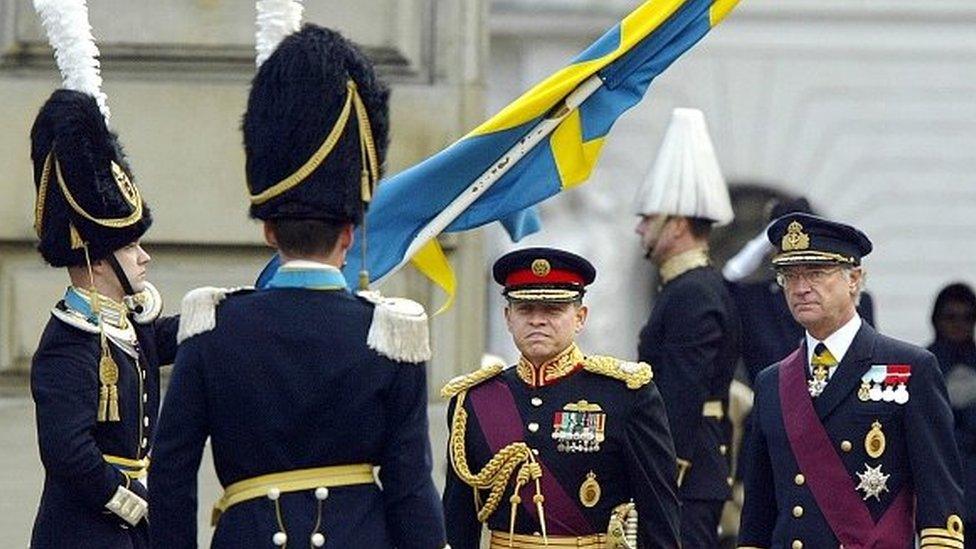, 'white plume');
33,0,110,122
255,0,305,68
